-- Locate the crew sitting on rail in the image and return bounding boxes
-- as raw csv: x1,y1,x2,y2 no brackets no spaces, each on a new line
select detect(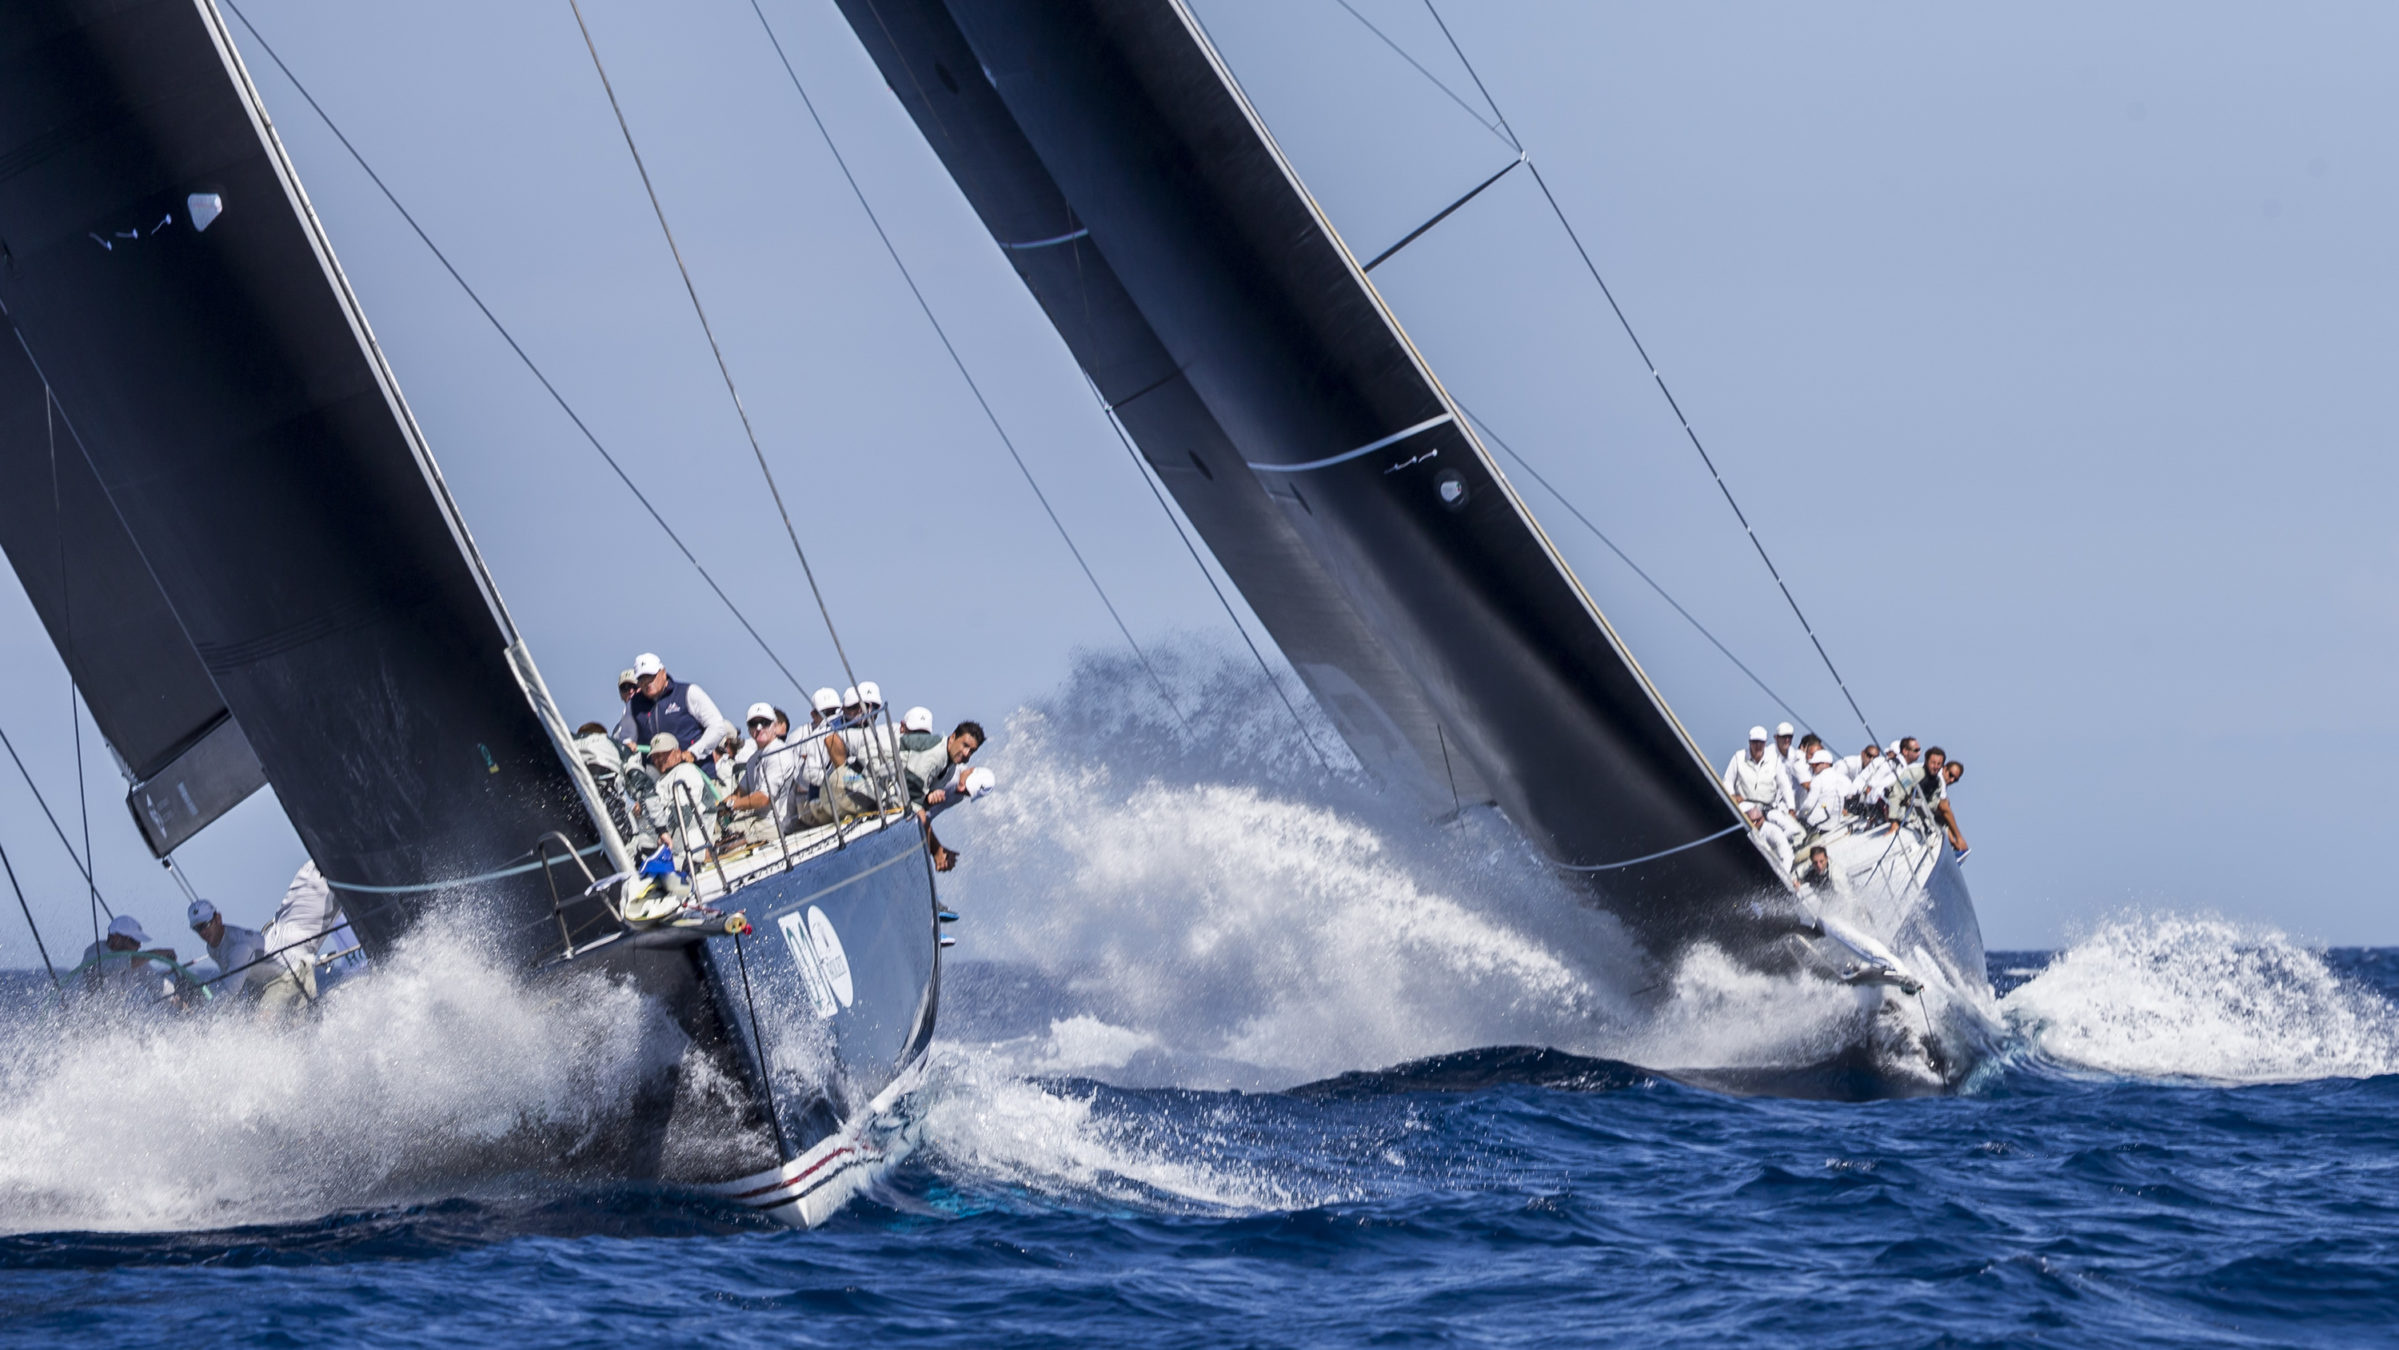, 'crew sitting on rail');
725,703,804,840
616,652,737,779
186,899,271,1004
71,914,185,1002
903,720,993,874
1722,726,1802,858
1787,732,1826,801
1798,748,1849,832
636,733,723,866
259,861,344,1020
